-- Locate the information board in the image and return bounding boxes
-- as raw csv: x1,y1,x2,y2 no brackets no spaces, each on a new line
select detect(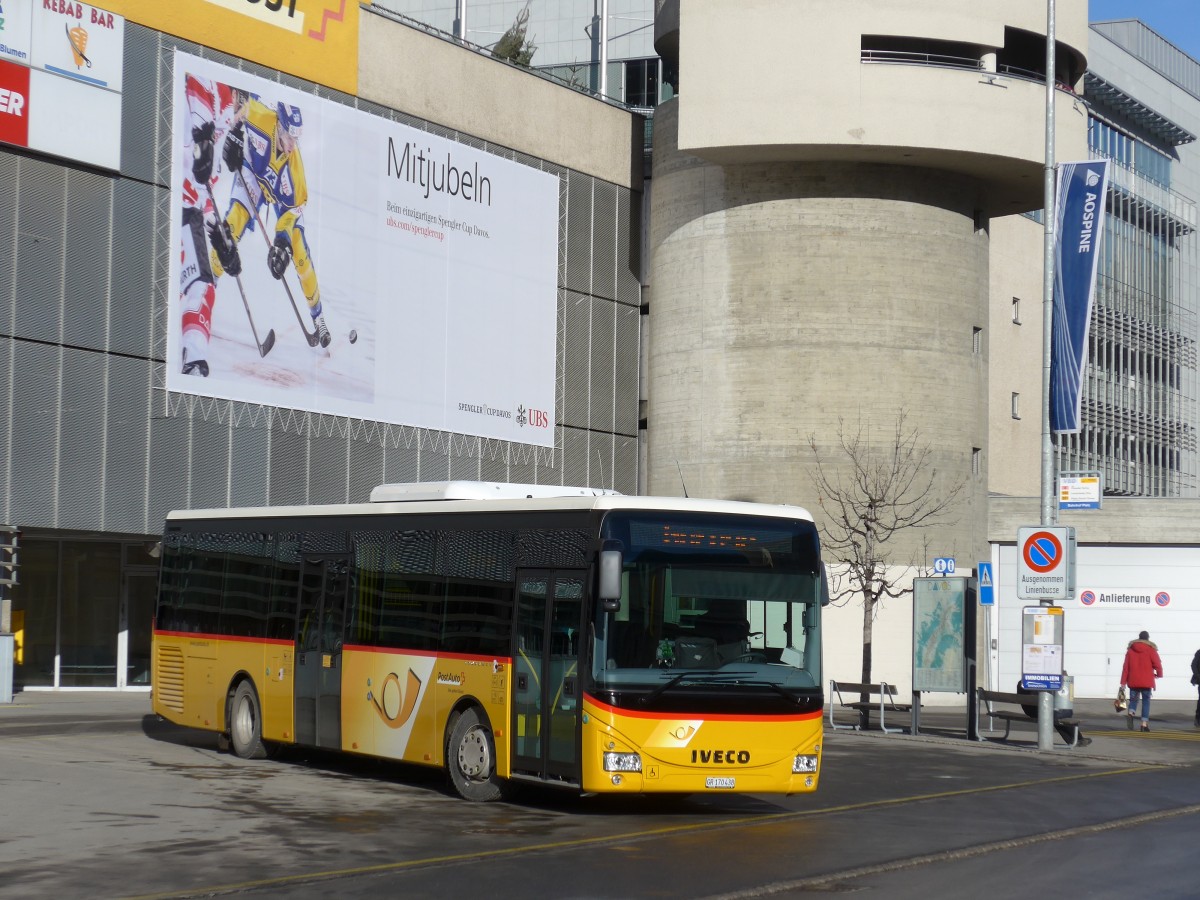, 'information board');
1021,605,1064,691
912,578,967,693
